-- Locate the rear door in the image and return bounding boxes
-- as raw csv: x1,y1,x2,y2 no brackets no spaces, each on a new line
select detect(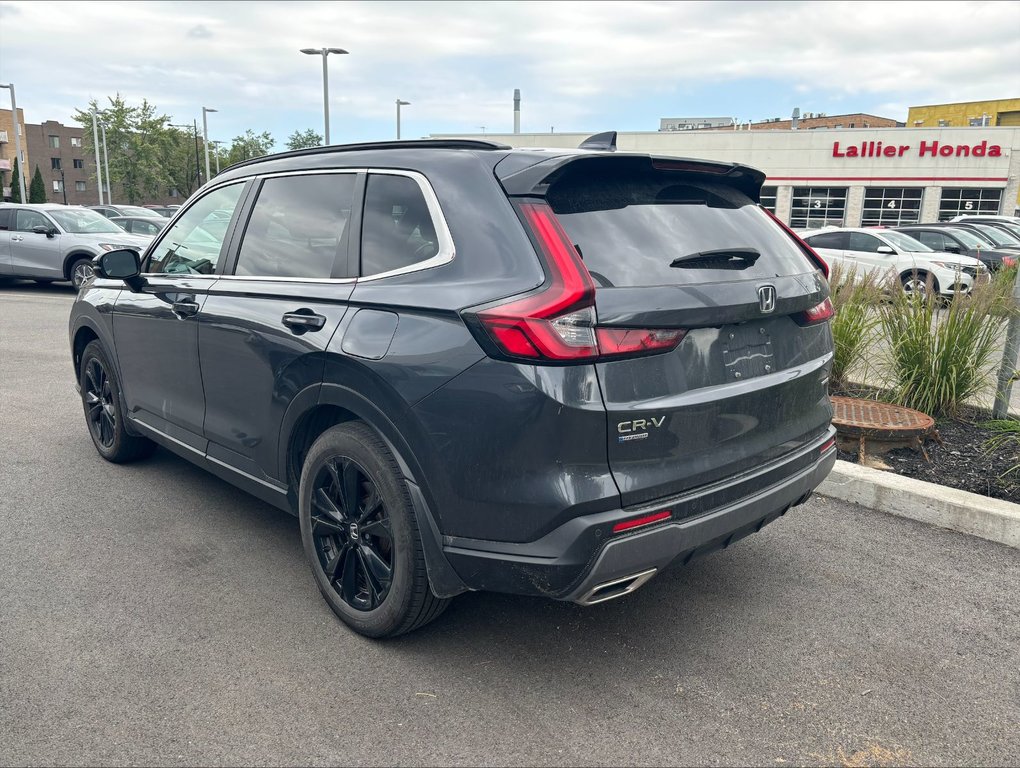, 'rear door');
802,230,849,274
545,159,833,506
